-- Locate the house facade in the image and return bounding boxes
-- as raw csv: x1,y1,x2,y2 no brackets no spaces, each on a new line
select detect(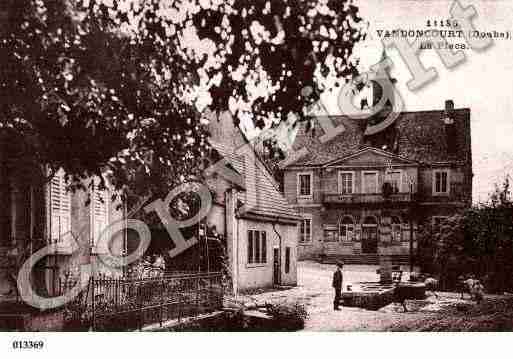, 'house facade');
0,131,124,304
205,111,300,293
282,100,472,263
1,109,300,303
